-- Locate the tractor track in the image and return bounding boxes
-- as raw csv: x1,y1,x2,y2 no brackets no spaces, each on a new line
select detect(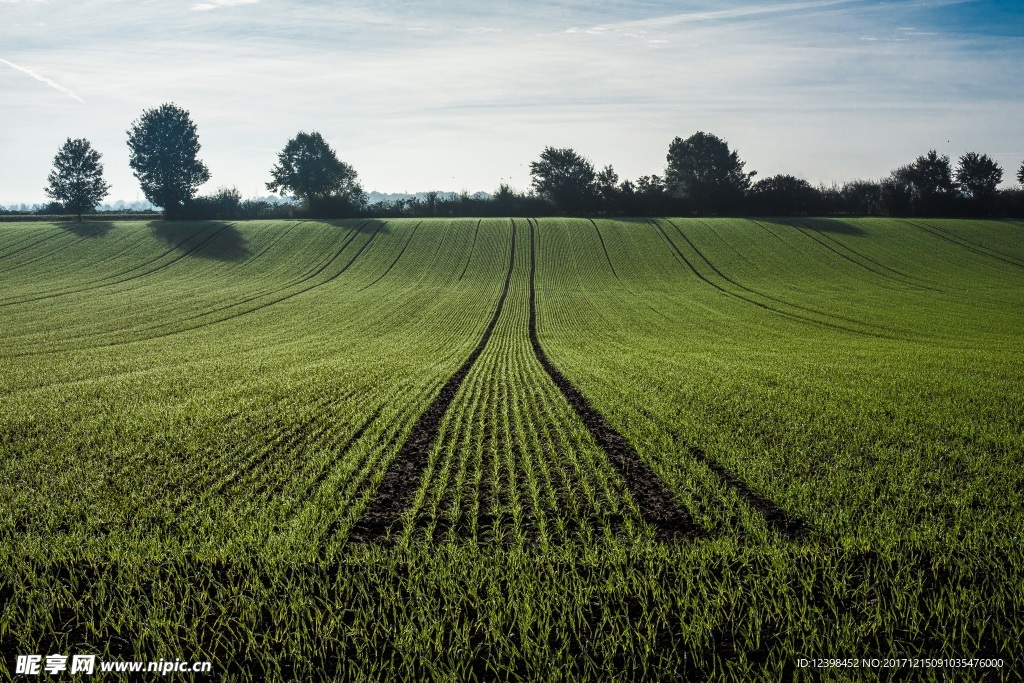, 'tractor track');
681,440,813,540
673,219,900,332
0,222,230,308
349,221,518,542
358,221,422,291
0,227,124,275
2,222,385,358
0,226,57,260
588,218,622,284
528,220,703,541
907,219,1024,270
458,219,482,281
787,218,930,284
0,230,79,270
649,219,891,338
786,218,938,289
